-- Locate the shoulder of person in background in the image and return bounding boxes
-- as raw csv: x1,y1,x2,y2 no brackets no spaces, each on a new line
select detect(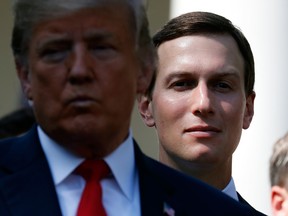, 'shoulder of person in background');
0,107,35,139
